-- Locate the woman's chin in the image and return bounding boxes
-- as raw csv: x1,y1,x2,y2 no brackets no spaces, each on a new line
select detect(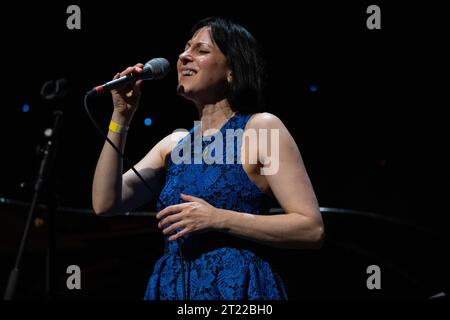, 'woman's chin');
176,84,185,94
177,86,196,102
